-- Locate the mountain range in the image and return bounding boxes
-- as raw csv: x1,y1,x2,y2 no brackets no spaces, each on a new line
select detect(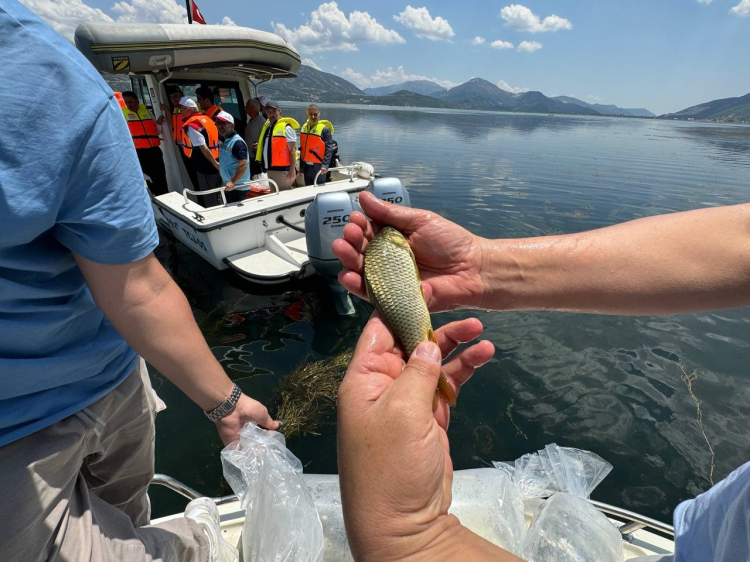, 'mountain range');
263,66,657,118
660,92,750,123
